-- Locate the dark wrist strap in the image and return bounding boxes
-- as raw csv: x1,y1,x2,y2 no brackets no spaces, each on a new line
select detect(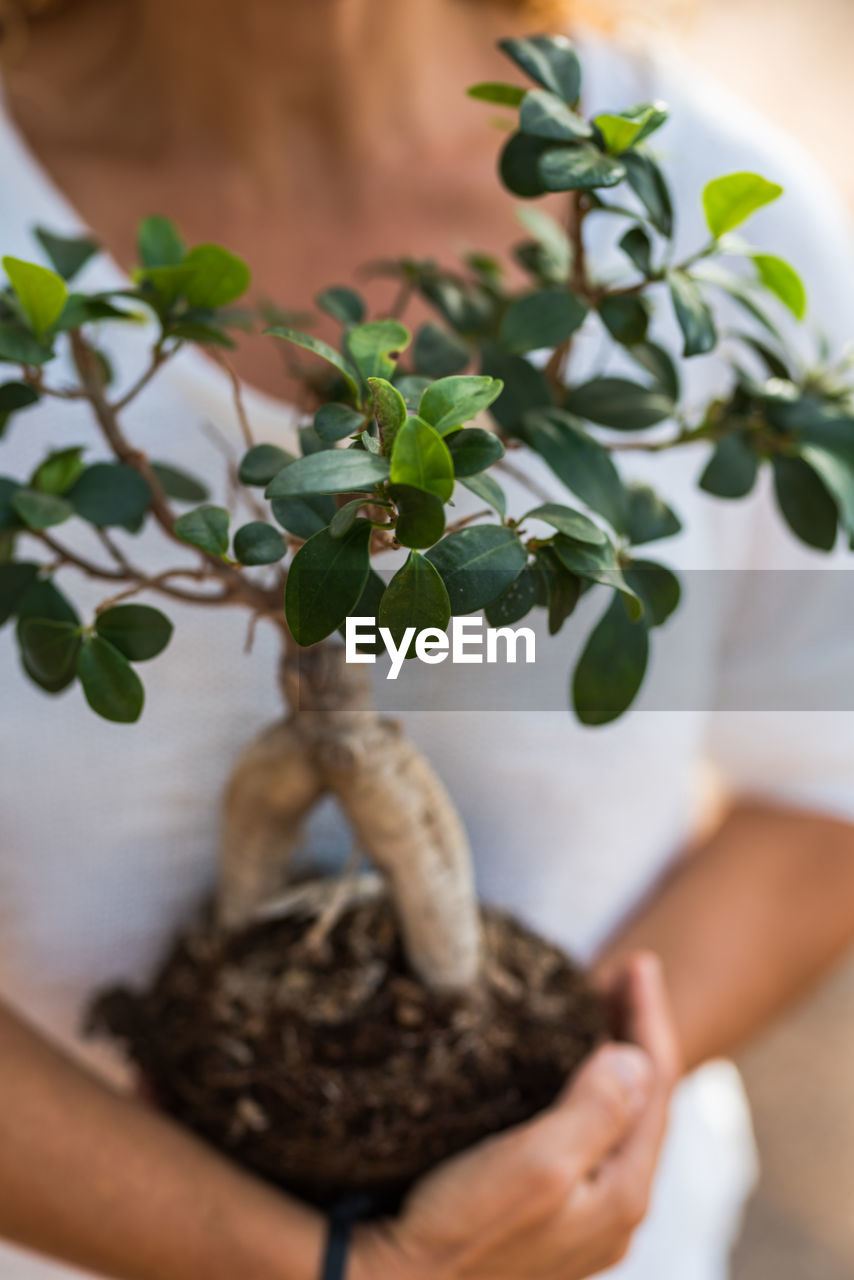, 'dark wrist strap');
321,1196,377,1280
